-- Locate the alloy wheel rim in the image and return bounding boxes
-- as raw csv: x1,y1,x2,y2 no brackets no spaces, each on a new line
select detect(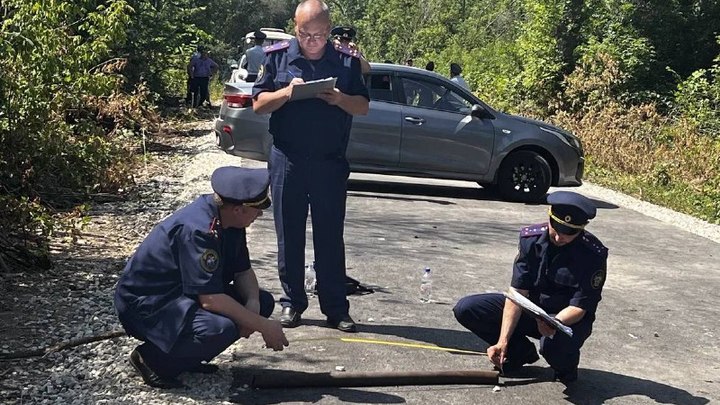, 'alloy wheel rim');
511,163,539,193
